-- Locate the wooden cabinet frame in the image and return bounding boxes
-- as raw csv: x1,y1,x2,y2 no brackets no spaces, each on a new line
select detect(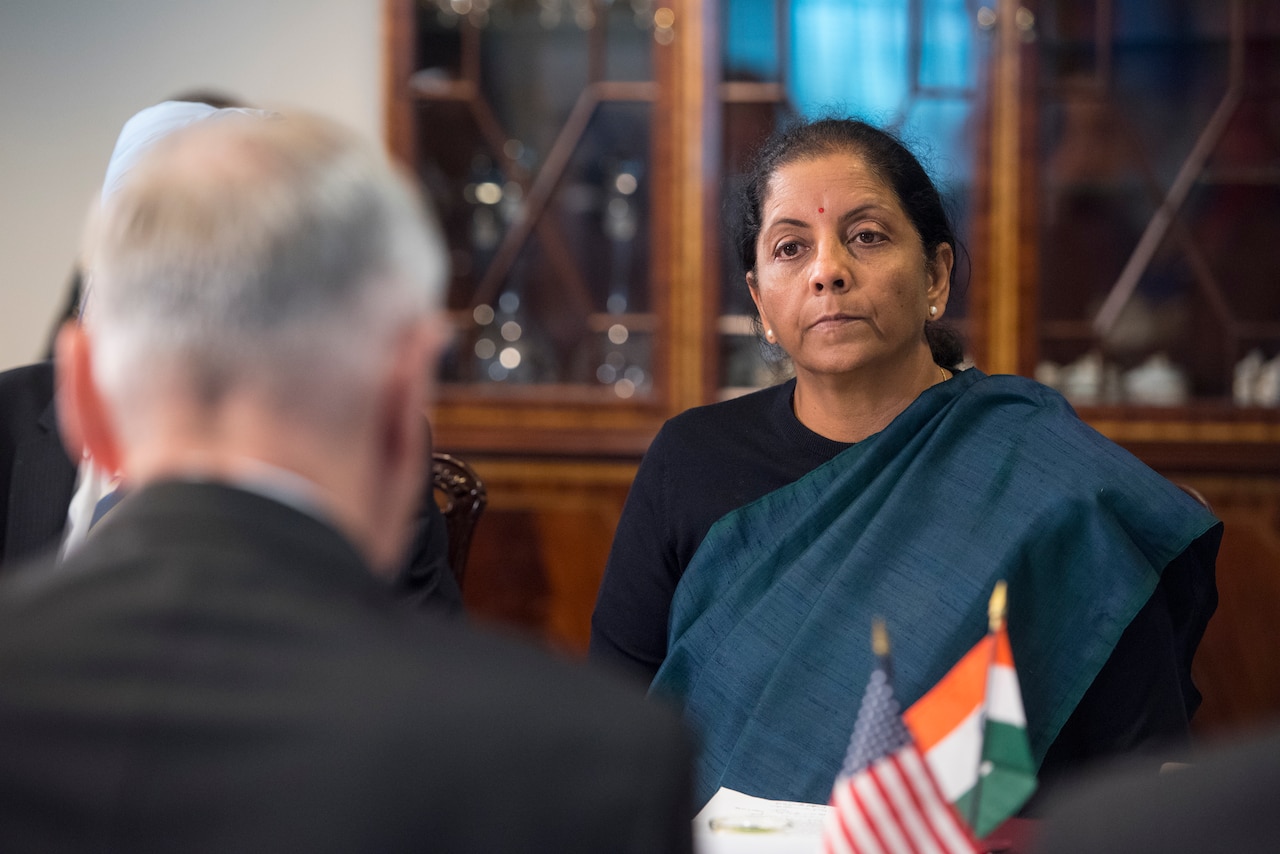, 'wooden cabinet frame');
383,0,719,458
